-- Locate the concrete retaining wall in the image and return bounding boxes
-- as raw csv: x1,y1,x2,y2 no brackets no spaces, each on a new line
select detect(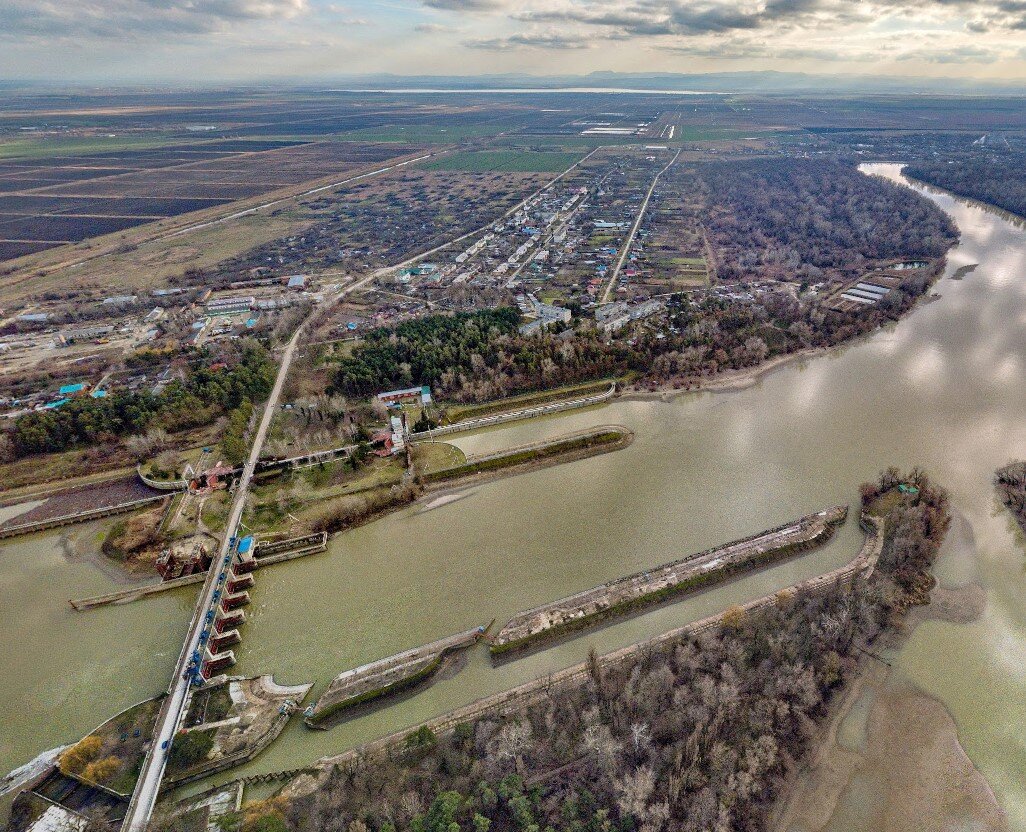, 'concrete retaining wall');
412,384,616,441
0,494,167,541
306,626,488,726
136,466,189,493
491,505,848,655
